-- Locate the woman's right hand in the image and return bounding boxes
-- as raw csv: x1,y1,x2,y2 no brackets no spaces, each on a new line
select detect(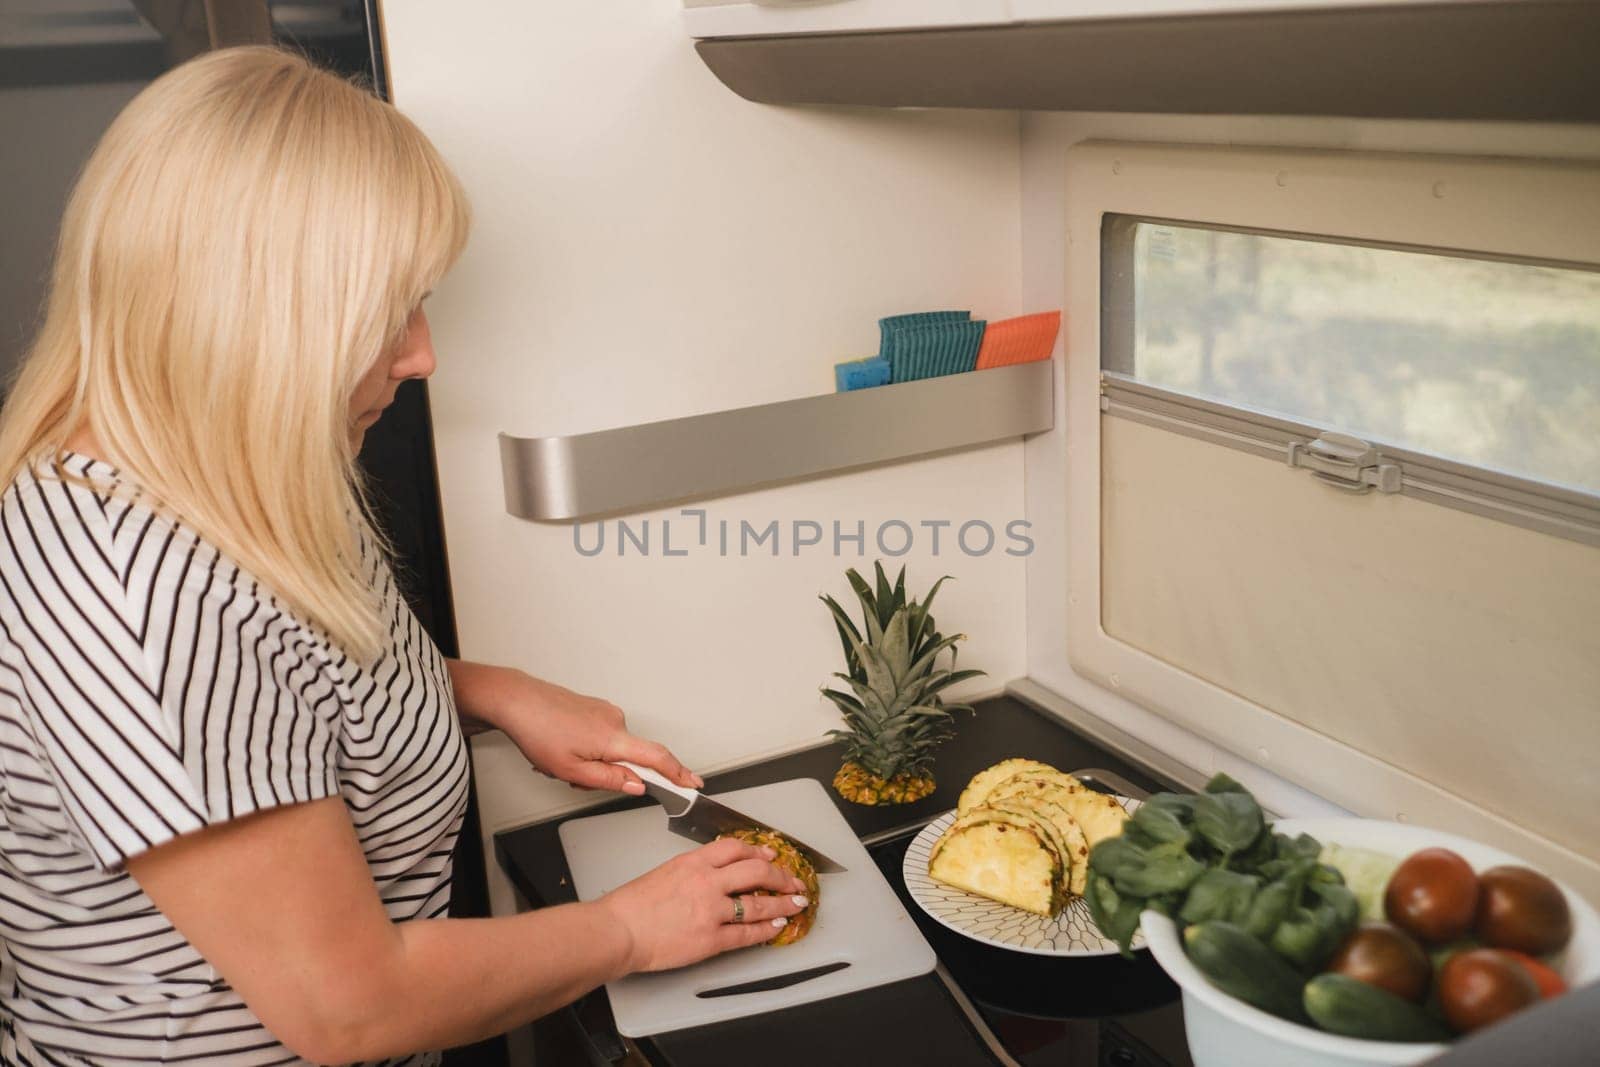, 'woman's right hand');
598,837,809,973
